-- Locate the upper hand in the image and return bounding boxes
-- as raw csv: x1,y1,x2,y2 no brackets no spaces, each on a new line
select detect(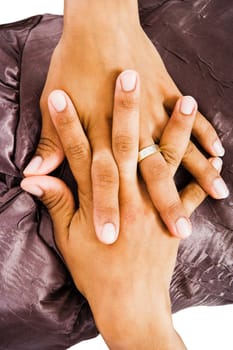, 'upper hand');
23,10,228,242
